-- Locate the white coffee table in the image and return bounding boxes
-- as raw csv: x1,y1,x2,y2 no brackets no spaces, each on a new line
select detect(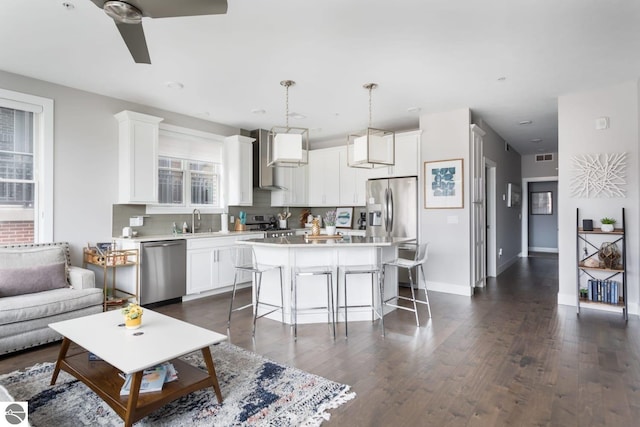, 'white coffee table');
49,309,227,427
